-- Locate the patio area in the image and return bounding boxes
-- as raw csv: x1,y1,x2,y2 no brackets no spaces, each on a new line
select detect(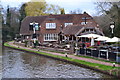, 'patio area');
14,34,120,63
